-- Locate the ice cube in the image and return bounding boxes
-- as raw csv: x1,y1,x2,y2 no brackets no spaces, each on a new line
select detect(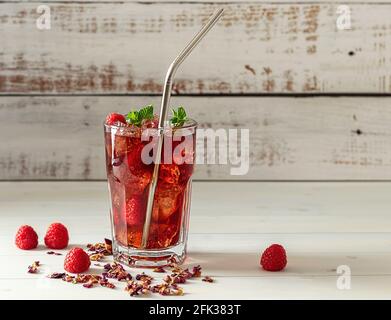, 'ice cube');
158,164,180,184
112,126,141,158
112,163,151,197
152,183,183,222
124,196,146,227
